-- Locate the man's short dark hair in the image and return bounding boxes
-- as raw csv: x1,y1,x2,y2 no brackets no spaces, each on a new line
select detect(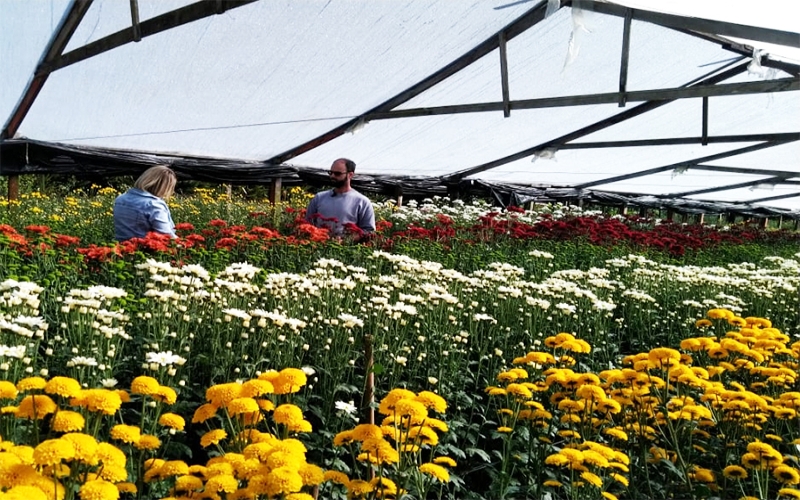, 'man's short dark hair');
337,158,356,173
